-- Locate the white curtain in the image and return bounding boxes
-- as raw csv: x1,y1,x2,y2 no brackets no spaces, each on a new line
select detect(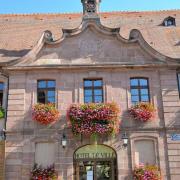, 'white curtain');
35,143,55,167
134,140,156,165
